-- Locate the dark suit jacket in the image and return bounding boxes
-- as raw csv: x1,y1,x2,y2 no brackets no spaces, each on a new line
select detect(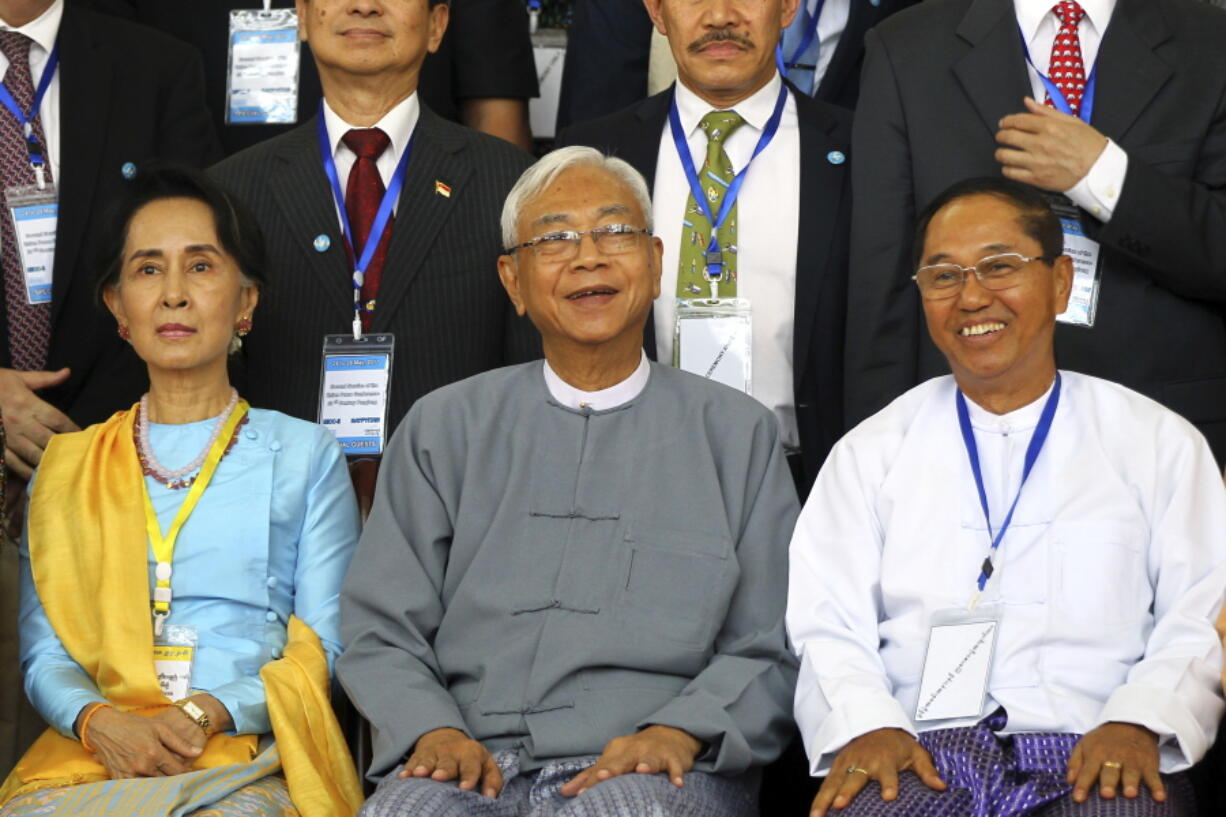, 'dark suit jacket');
557,85,853,488
846,0,1226,462
555,0,917,133
0,6,221,427
210,105,539,433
